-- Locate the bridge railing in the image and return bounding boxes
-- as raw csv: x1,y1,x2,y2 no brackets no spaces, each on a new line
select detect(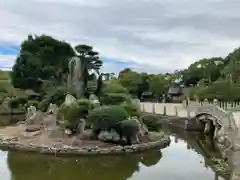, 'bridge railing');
187,99,238,131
